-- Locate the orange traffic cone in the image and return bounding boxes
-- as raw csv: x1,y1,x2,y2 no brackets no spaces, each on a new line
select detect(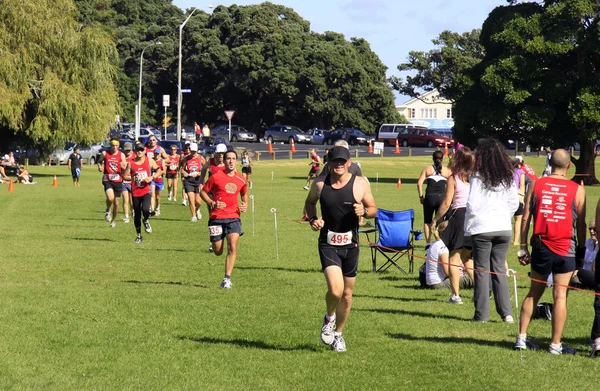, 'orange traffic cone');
268,139,274,154
290,138,297,153
444,143,449,156
368,140,373,154
394,138,400,154
396,178,402,189
52,175,58,187
8,179,14,192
